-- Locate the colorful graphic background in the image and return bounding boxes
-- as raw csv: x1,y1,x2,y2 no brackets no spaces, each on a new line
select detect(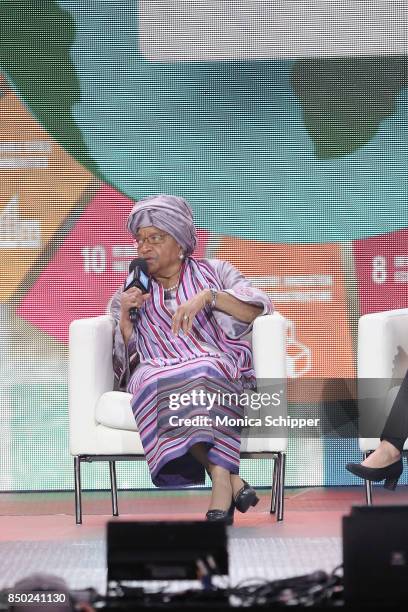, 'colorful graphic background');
0,1,407,490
